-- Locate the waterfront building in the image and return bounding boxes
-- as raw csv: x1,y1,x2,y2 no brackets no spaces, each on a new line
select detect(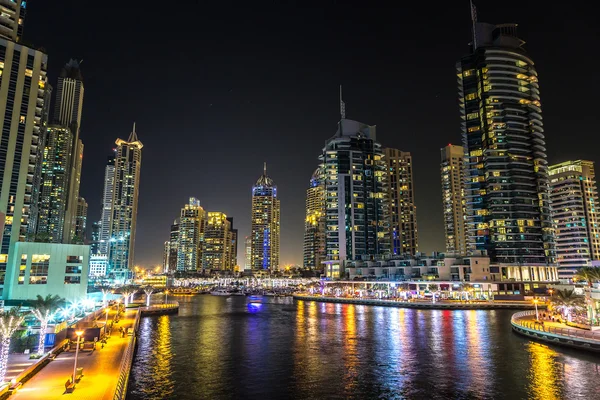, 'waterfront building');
385,148,418,256
250,164,280,270
0,34,48,287
163,241,170,273
441,144,467,255
227,217,238,268
89,253,108,278
202,212,234,270
107,124,143,282
73,196,87,244
98,153,115,255
244,236,251,271
54,59,84,244
177,198,205,271
303,167,326,270
90,220,100,254
3,242,89,301
320,117,390,278
457,19,554,265
36,126,73,242
168,220,178,272
549,160,600,280
0,0,25,42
